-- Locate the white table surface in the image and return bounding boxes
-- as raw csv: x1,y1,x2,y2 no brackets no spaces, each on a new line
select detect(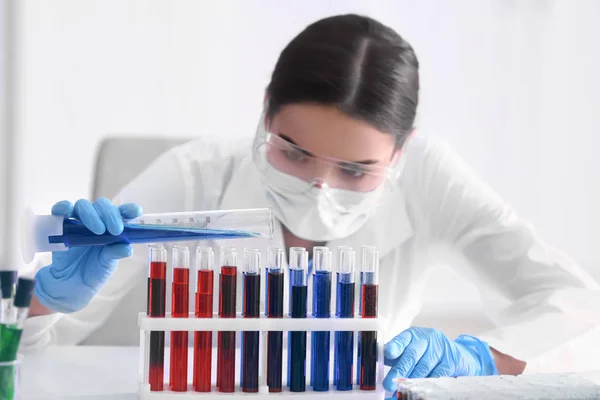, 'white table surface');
20,346,600,400
21,346,139,400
